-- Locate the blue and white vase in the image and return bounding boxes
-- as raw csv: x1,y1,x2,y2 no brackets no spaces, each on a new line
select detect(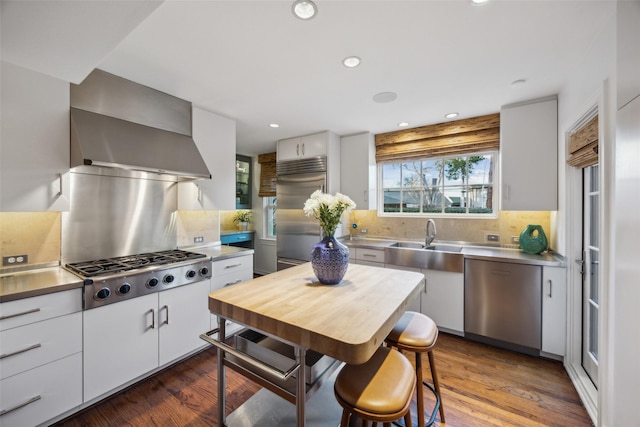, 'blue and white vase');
310,236,349,285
